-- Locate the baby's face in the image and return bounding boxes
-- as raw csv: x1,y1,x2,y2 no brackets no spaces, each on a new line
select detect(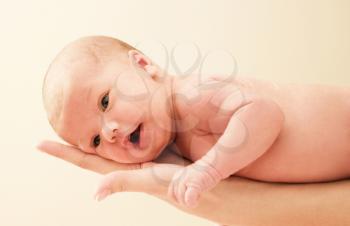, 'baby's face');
56,54,174,163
